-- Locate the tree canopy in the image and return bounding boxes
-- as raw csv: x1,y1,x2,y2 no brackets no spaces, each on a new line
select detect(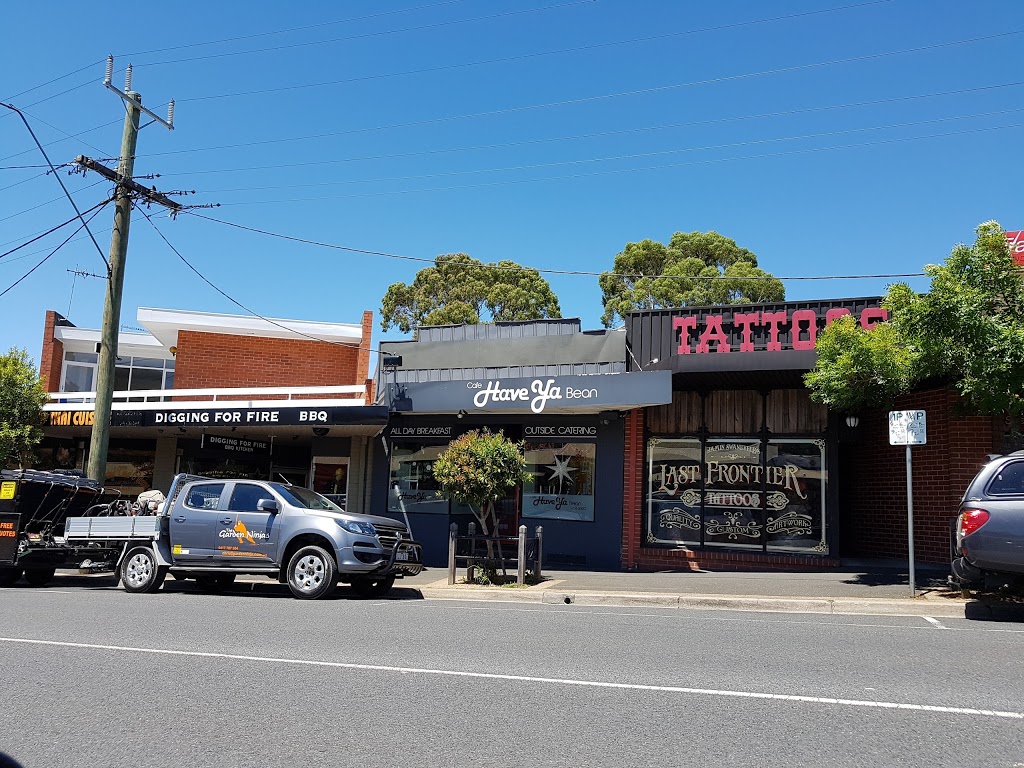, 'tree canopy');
598,230,785,327
805,221,1024,429
0,348,48,468
380,253,562,333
